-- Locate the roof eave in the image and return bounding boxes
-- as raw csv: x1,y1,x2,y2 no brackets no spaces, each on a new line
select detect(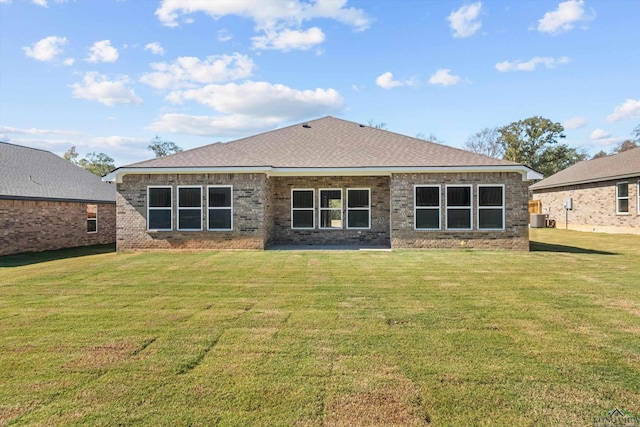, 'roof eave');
530,172,640,191
104,165,539,183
